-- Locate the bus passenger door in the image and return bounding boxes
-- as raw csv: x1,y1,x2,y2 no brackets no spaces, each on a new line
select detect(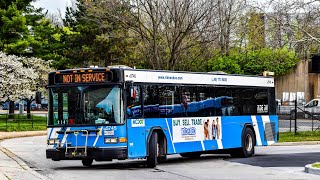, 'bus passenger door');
127,119,147,158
